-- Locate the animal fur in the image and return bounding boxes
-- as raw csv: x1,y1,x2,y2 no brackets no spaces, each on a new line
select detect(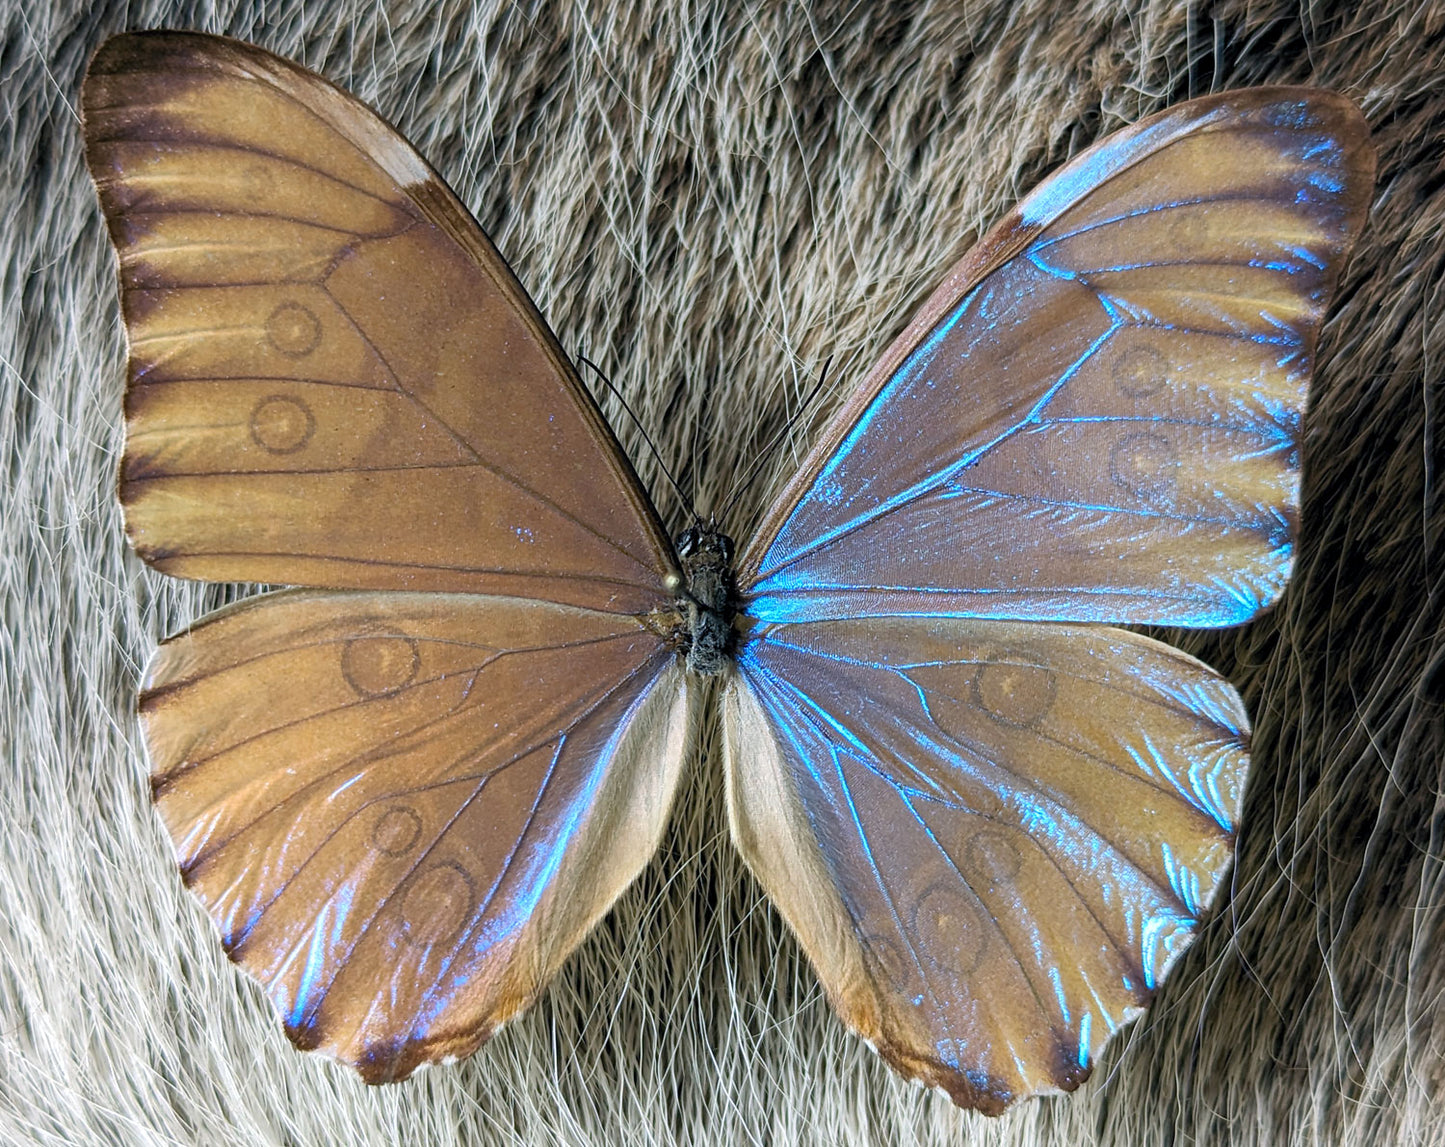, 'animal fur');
2,0,1442,1142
